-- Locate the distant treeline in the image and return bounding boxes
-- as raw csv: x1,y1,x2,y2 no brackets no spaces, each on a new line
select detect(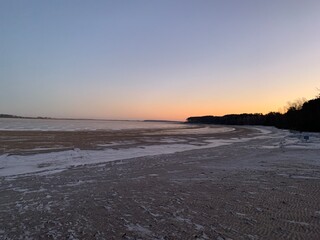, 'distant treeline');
0,114,25,119
187,96,320,132
0,114,50,120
